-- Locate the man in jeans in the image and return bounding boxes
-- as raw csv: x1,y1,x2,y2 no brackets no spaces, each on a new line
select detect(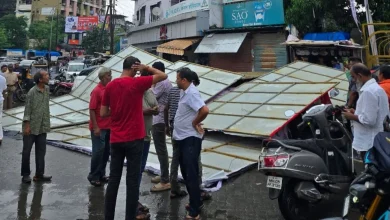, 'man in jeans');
173,68,209,219
101,56,167,220
21,70,52,183
164,69,211,201
88,67,112,187
150,61,172,192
